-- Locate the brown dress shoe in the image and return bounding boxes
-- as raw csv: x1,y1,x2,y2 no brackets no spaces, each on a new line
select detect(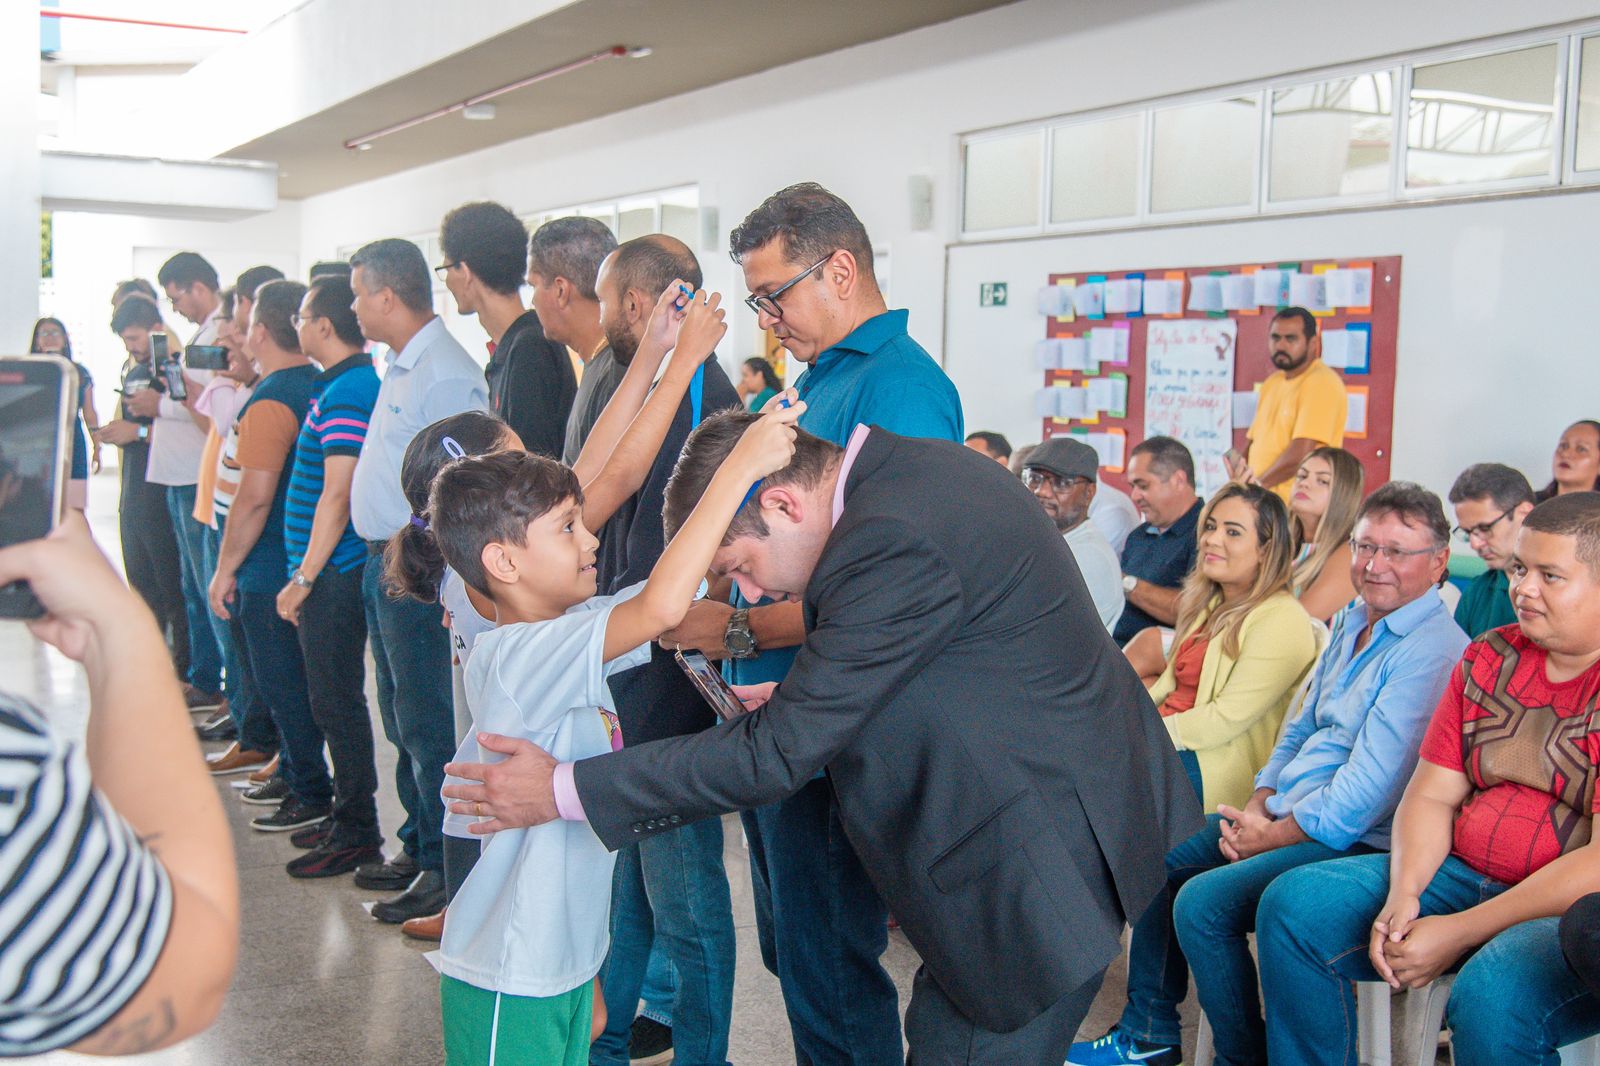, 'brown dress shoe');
401,907,446,942
247,753,281,784
206,742,272,776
